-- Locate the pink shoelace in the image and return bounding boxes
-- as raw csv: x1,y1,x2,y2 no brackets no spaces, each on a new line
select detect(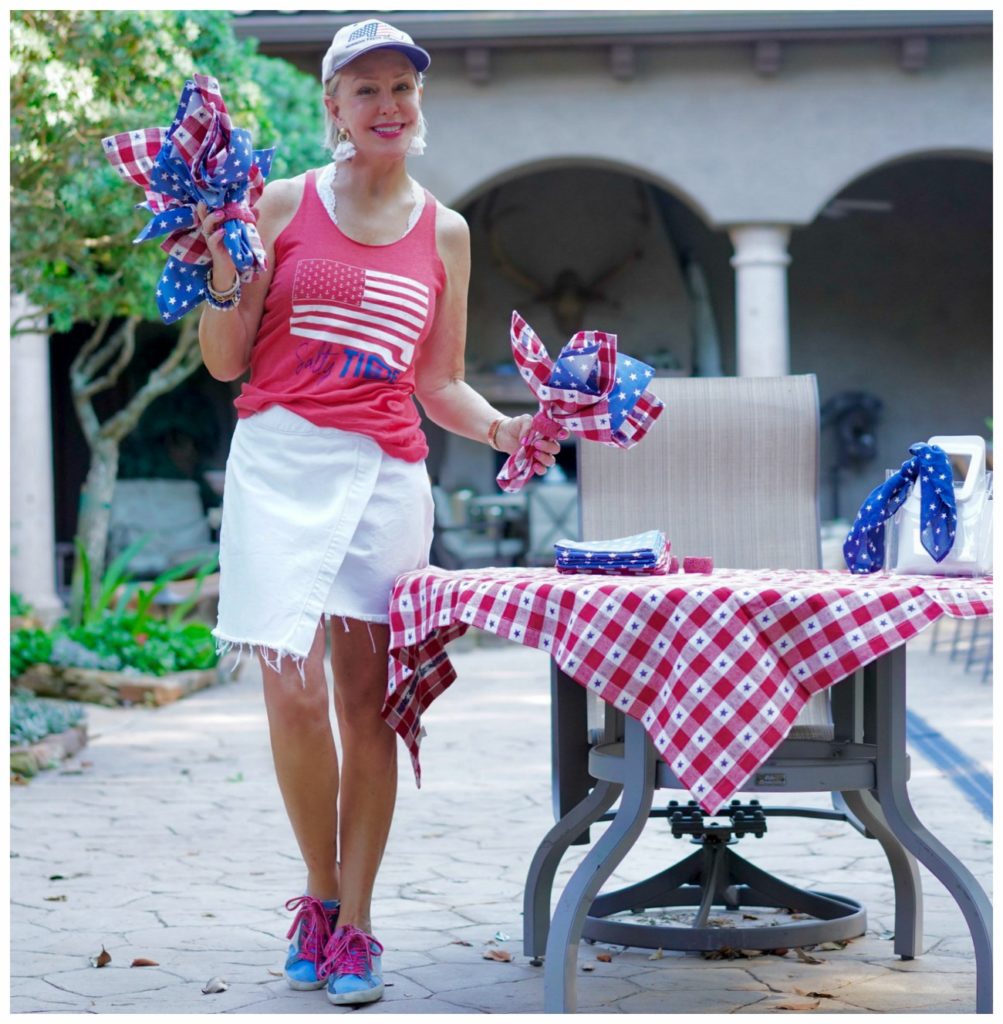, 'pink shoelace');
285,895,336,969
320,924,384,980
